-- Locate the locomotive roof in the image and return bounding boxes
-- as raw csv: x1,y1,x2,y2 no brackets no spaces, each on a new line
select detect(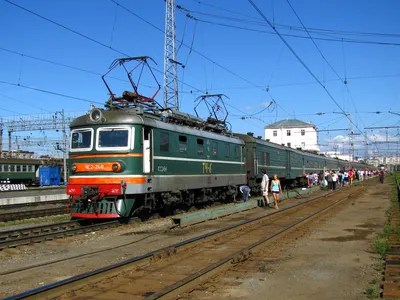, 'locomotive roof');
70,109,244,145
